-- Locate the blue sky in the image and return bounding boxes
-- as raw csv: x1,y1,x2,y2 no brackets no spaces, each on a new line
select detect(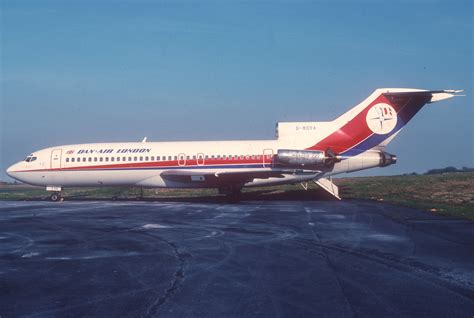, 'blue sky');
1,0,472,180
